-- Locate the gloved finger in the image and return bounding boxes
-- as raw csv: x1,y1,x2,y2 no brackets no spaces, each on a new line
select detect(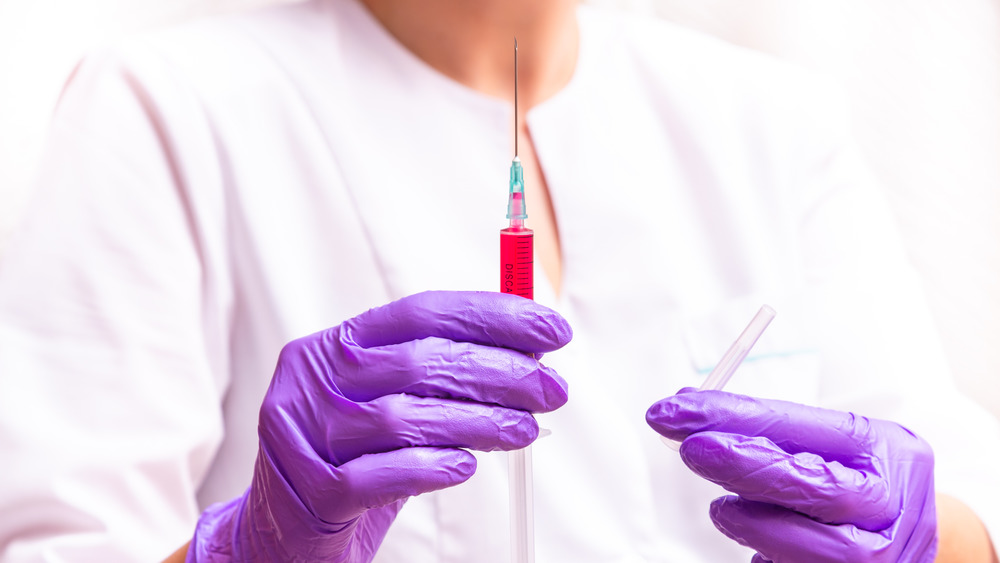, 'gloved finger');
680,432,892,529
709,495,887,563
333,336,568,411
313,447,477,525
750,554,771,563
307,394,541,465
342,290,573,353
646,391,873,465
